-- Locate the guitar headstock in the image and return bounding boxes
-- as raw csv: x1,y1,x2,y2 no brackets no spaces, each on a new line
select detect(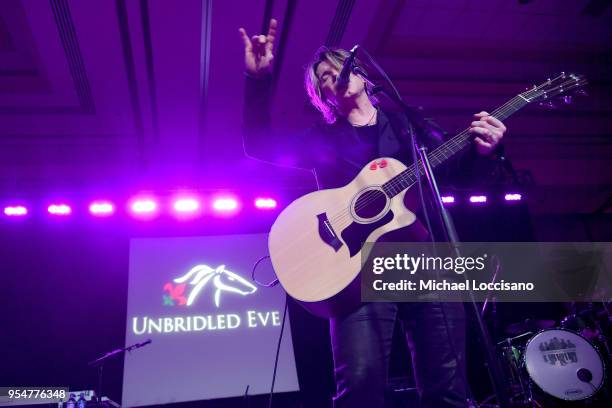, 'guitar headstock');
520,72,588,105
